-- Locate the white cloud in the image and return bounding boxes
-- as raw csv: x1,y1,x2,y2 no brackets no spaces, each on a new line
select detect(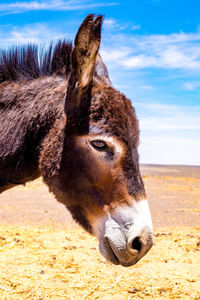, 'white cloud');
183,81,200,91
122,54,159,68
136,102,200,131
103,18,116,30
0,23,65,46
101,47,131,61
103,18,130,31
0,0,117,15
101,30,200,70
132,24,141,31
